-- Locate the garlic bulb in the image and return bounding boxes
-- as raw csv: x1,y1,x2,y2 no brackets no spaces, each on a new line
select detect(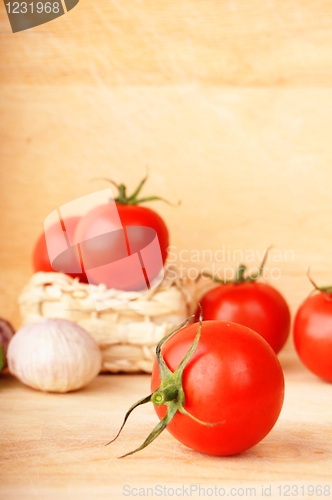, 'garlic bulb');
7,318,102,393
